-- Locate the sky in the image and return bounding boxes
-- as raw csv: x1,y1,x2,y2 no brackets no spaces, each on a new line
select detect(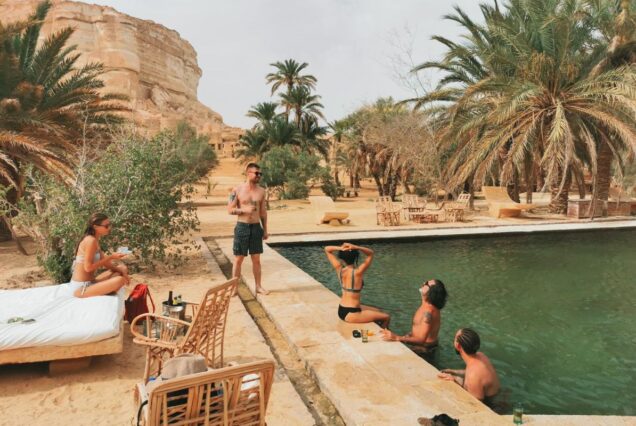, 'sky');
89,0,486,128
